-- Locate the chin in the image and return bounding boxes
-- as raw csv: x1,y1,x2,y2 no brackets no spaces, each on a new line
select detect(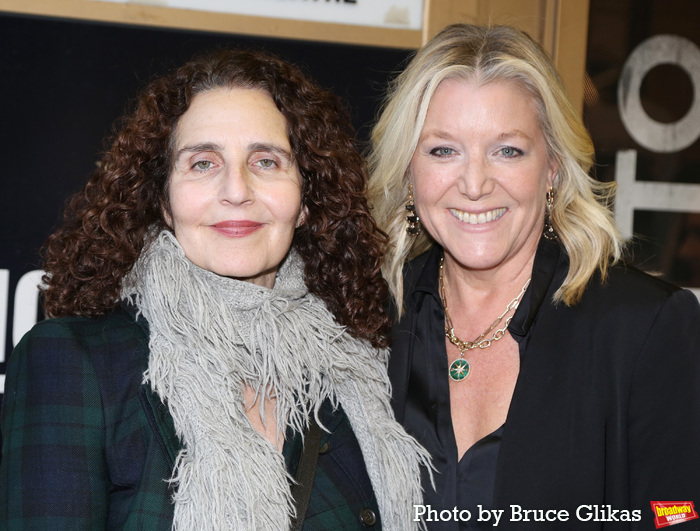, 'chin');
446,243,502,266
459,259,505,272
201,261,255,279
